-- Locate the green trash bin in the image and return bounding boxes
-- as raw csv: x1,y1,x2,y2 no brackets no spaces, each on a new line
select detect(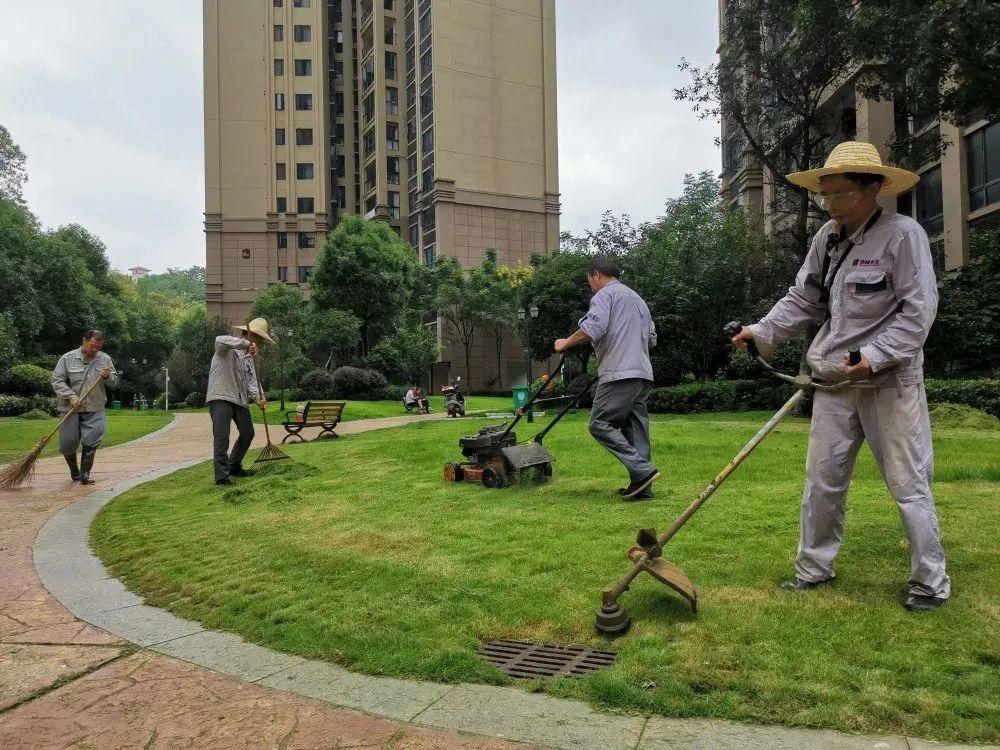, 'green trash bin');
512,385,531,412
112,400,122,410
